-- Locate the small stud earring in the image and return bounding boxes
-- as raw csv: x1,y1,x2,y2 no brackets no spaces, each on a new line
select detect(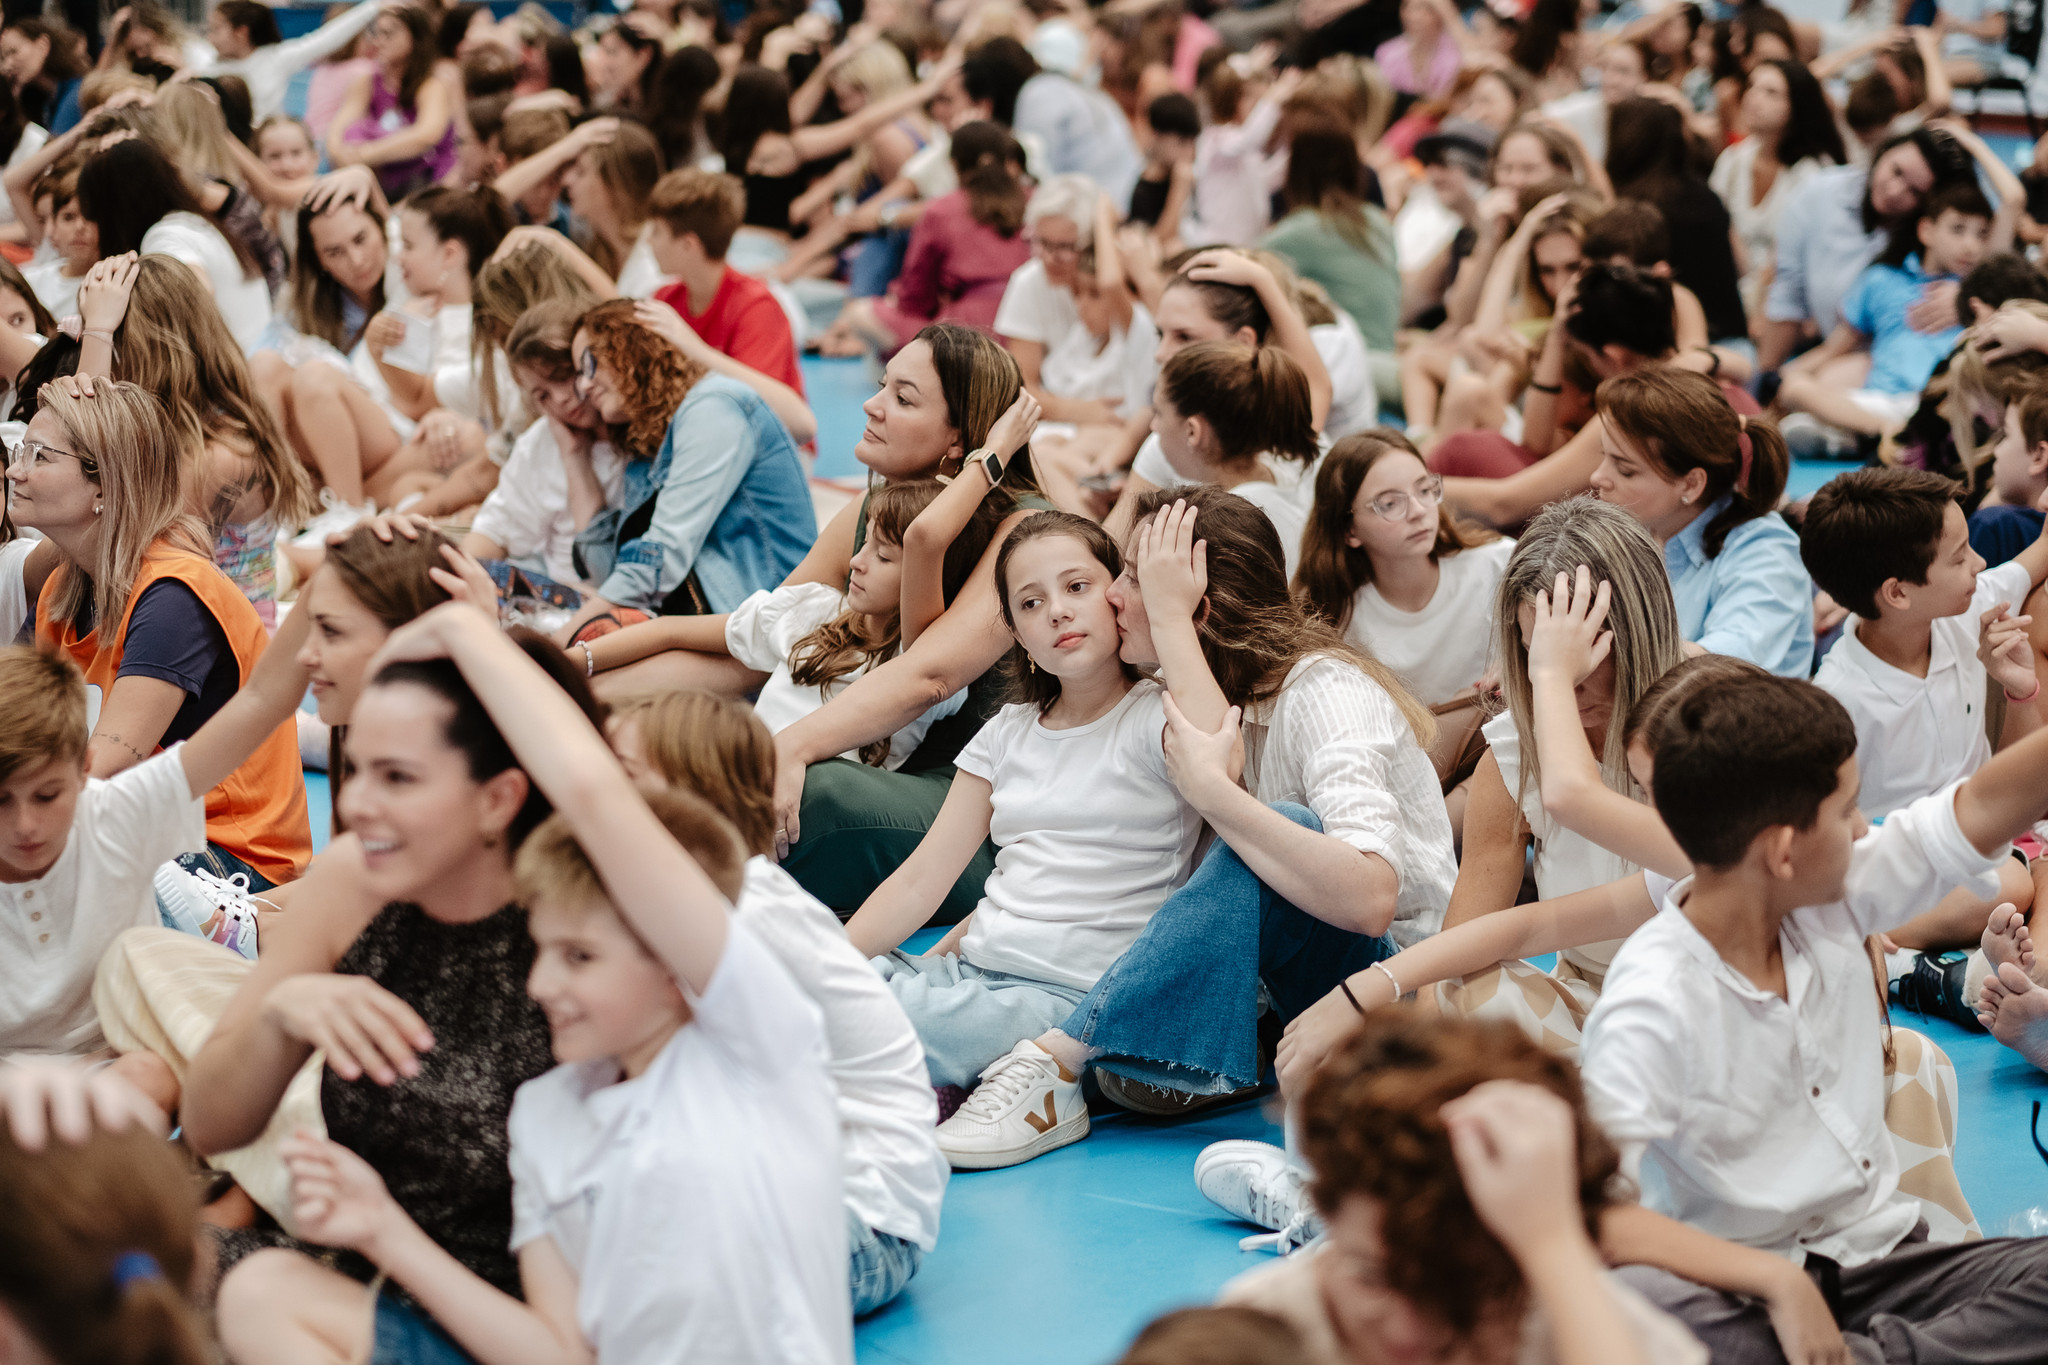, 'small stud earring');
93,503,102,515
